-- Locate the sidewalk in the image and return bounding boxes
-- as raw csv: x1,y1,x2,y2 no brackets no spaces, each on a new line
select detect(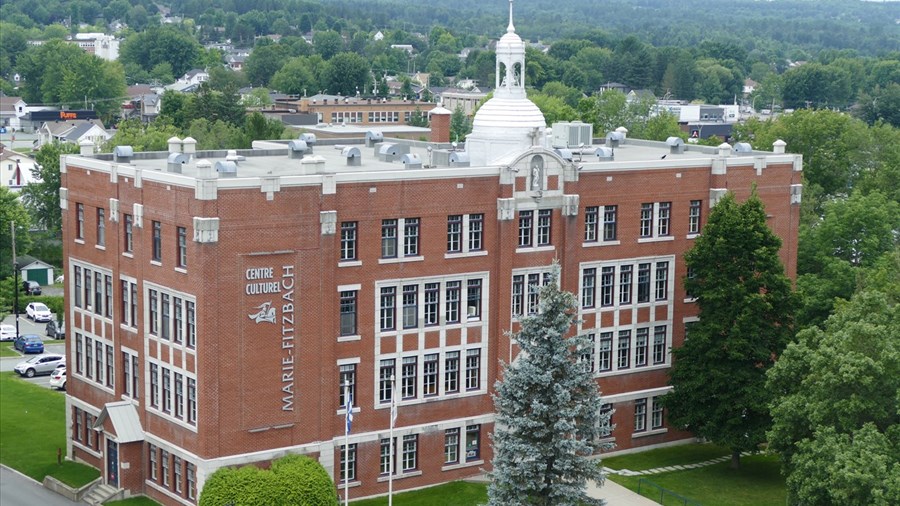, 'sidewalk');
587,478,660,505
